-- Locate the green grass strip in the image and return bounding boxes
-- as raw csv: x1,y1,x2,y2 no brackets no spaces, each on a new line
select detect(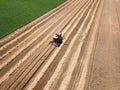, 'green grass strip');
0,0,66,38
